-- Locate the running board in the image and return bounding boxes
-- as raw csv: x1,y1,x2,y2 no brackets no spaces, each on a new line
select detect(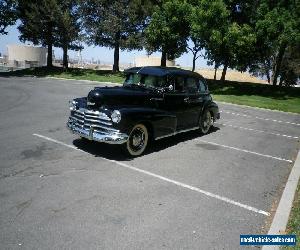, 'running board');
155,127,199,140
